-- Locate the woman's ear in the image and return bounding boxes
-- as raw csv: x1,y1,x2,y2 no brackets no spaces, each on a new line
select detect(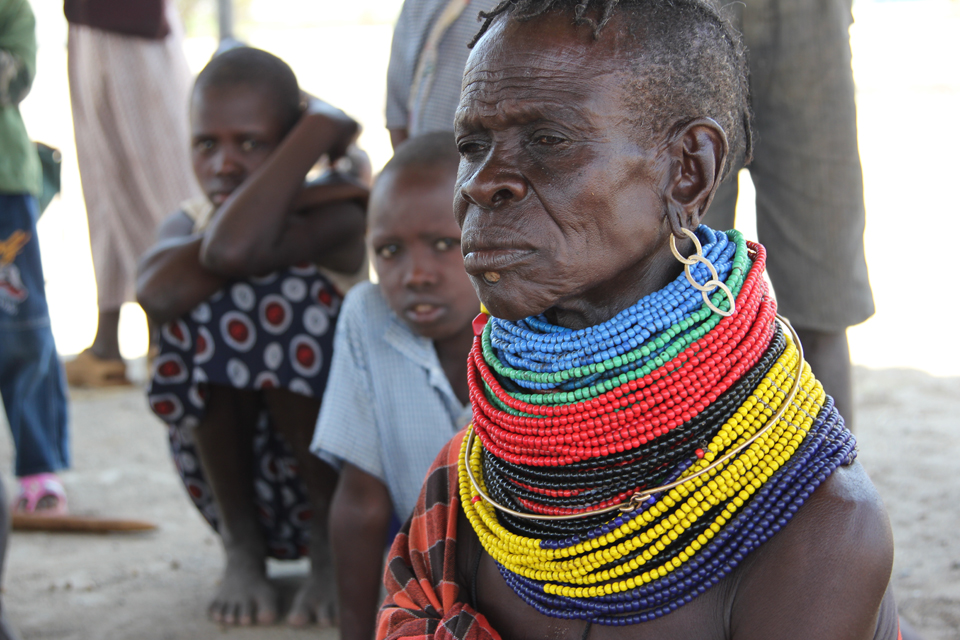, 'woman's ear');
663,118,728,237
